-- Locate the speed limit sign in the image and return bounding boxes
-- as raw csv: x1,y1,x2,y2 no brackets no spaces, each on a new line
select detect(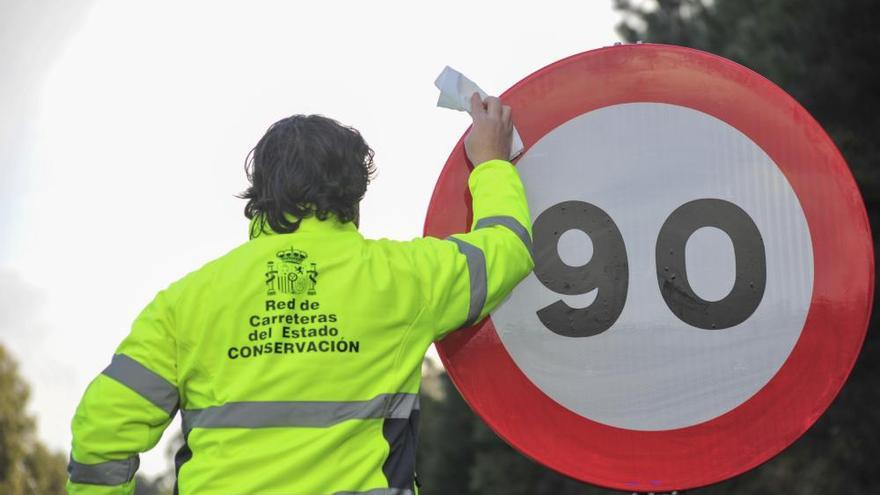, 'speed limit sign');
424,44,873,491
